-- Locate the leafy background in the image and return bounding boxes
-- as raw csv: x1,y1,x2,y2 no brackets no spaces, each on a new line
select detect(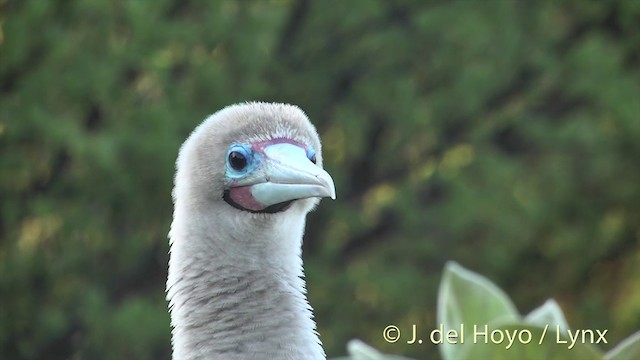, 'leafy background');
1,0,639,359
